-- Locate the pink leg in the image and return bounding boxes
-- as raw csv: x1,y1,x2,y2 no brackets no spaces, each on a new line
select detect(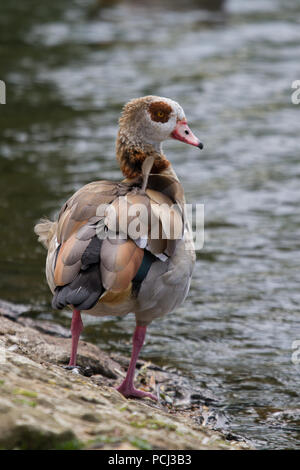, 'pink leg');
68,309,83,367
116,325,157,401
